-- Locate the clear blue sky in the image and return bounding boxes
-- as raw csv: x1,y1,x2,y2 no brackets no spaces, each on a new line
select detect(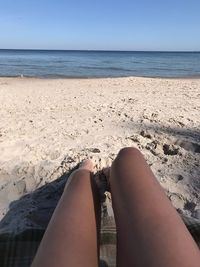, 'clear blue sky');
0,0,200,51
